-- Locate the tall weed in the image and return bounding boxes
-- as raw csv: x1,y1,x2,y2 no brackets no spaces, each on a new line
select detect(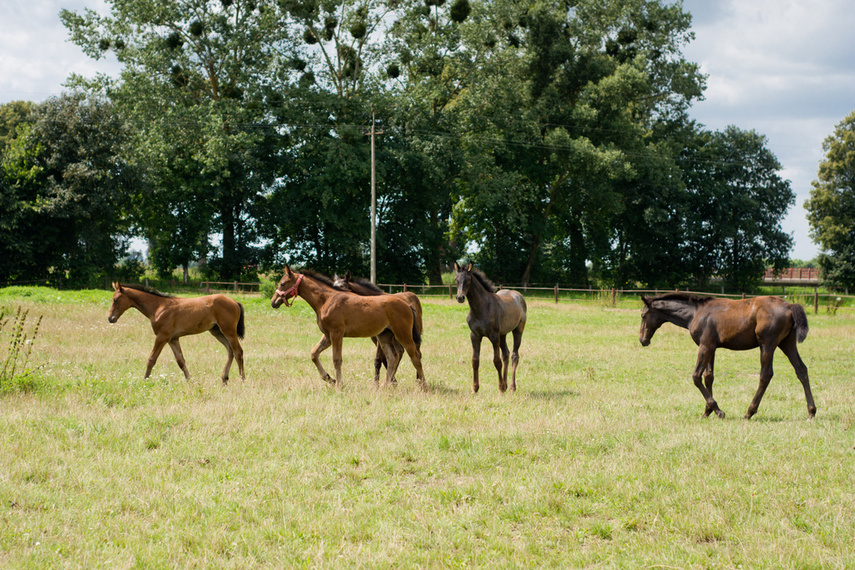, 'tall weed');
0,305,43,393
